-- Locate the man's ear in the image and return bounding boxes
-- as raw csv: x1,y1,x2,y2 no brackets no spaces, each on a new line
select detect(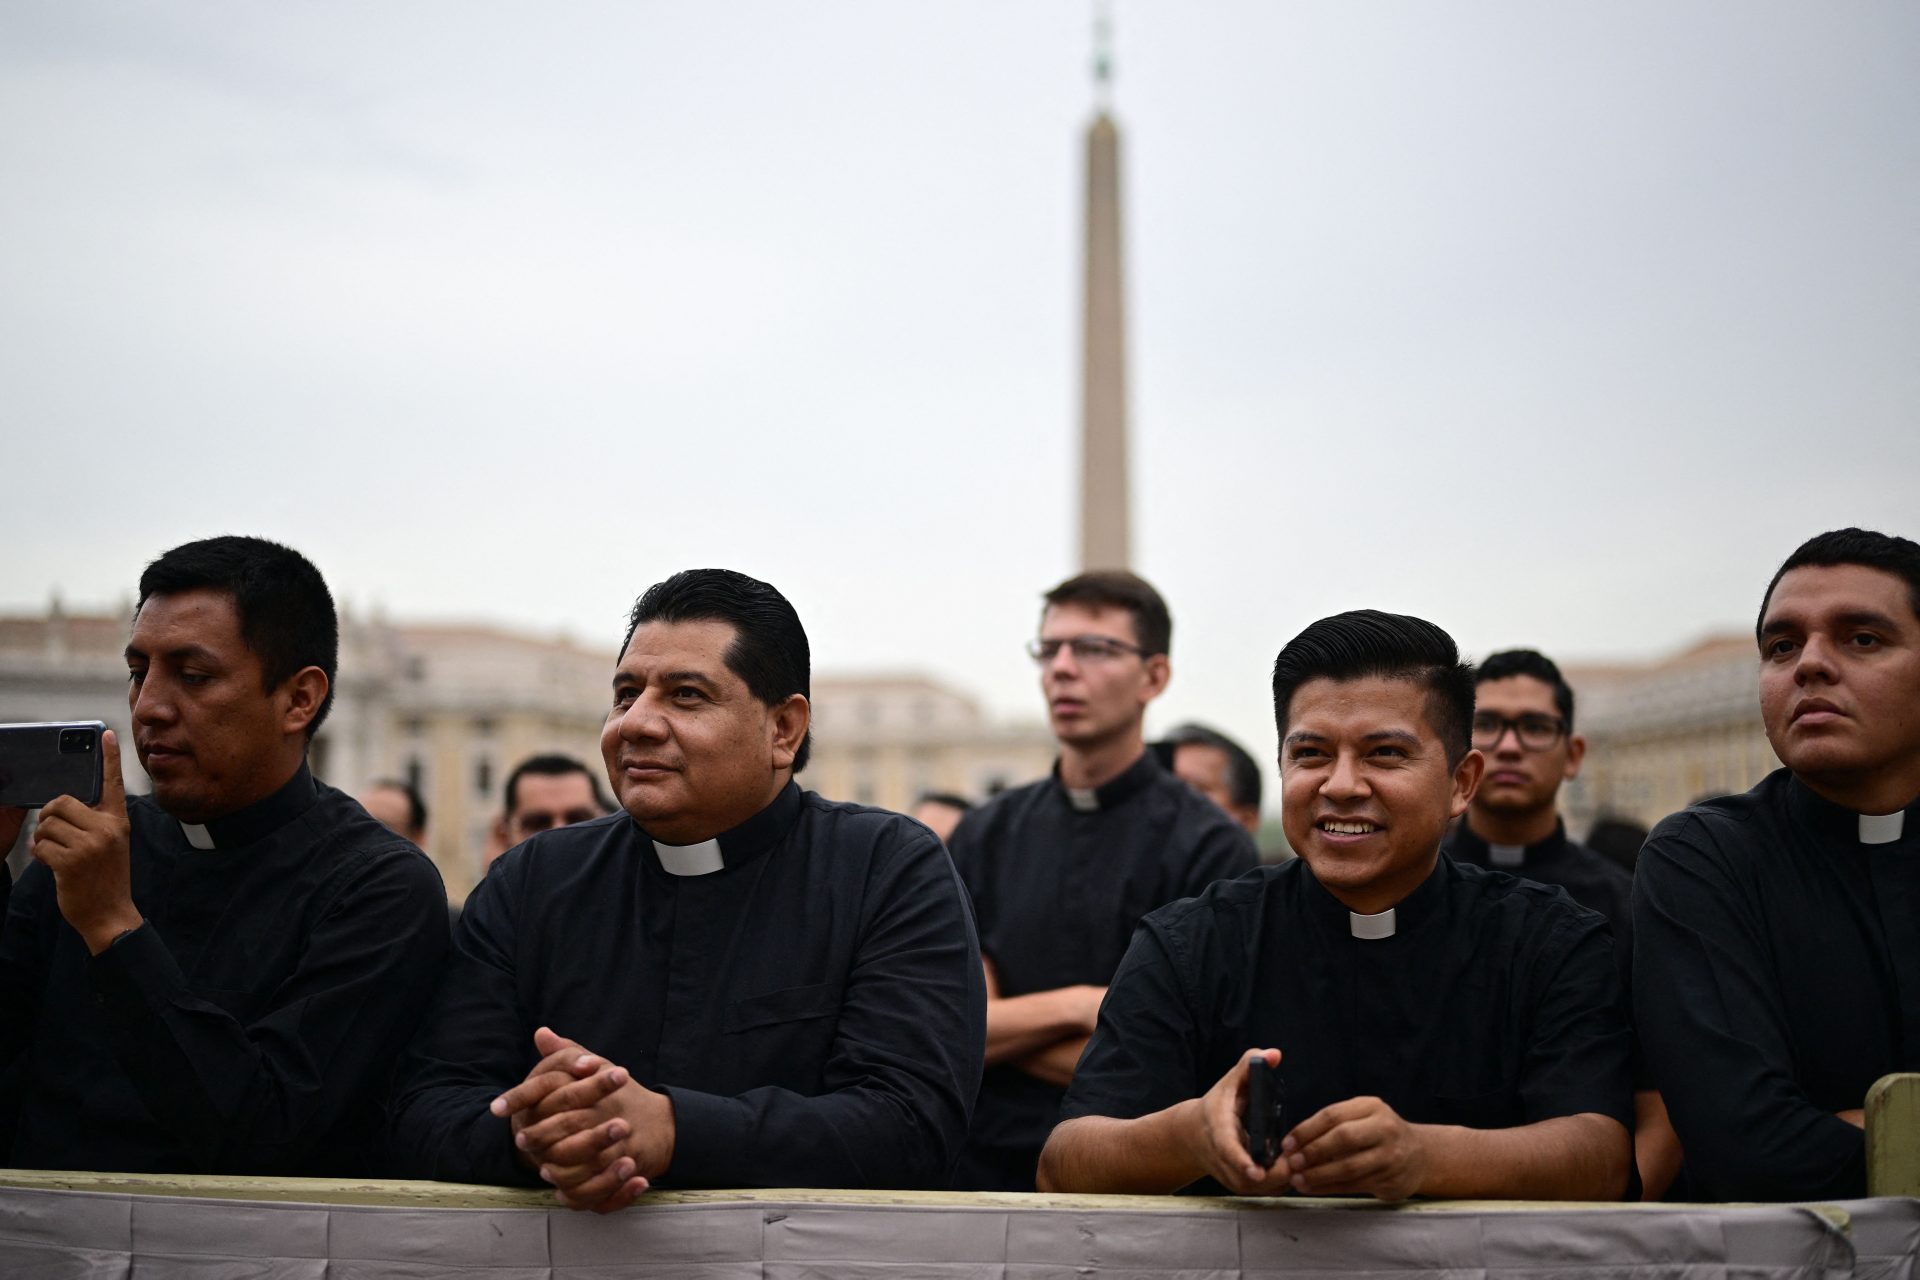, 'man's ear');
1140,653,1172,704
279,666,329,738
1564,733,1587,781
770,694,811,771
1450,748,1486,817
